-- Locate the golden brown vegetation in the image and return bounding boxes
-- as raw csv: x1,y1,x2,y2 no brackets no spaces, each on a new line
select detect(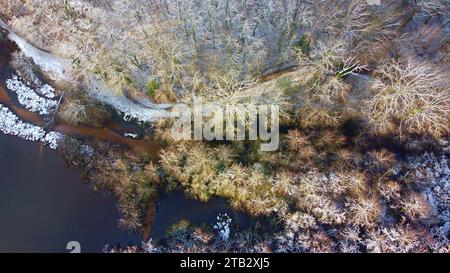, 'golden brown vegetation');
2,0,449,252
